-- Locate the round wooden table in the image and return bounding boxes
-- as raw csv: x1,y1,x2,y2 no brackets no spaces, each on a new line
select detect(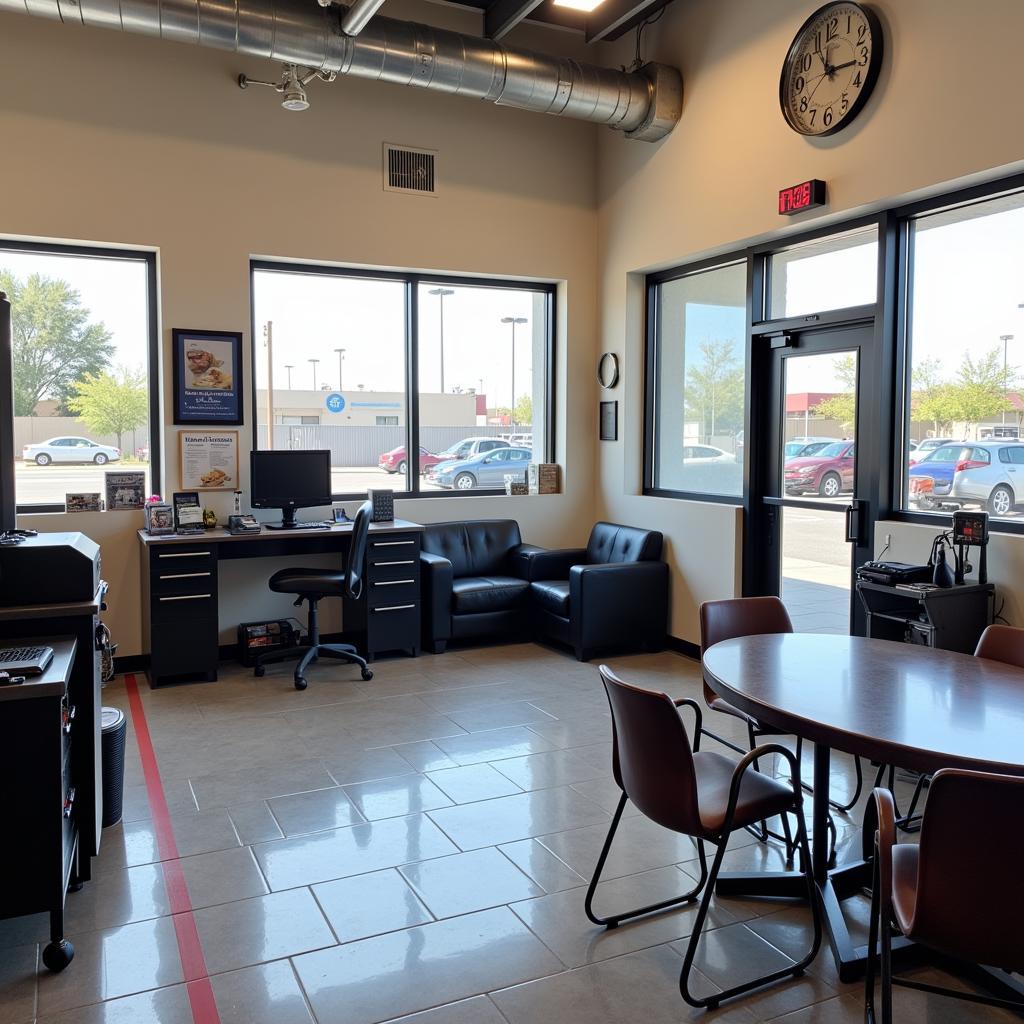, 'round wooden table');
702,633,1024,982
